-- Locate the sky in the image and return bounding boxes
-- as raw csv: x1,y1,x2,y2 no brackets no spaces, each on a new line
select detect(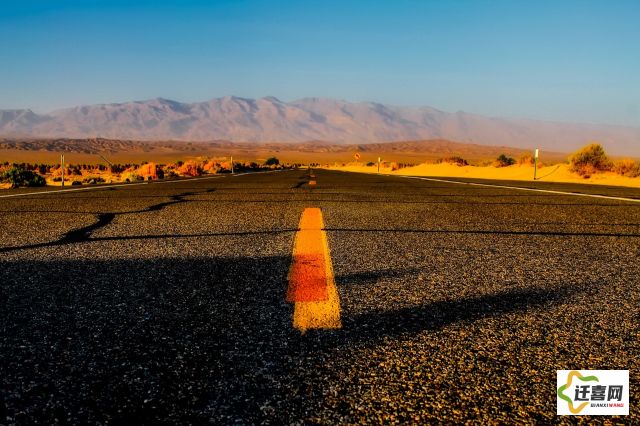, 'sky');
0,0,639,126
